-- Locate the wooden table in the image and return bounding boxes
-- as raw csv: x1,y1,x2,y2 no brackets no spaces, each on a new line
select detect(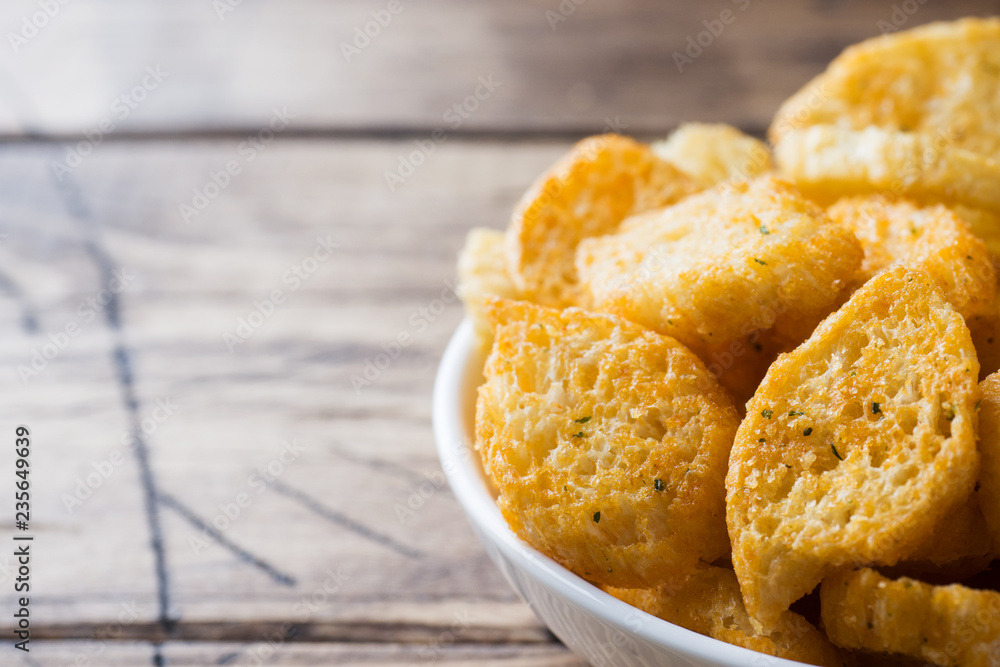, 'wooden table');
0,1,994,664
